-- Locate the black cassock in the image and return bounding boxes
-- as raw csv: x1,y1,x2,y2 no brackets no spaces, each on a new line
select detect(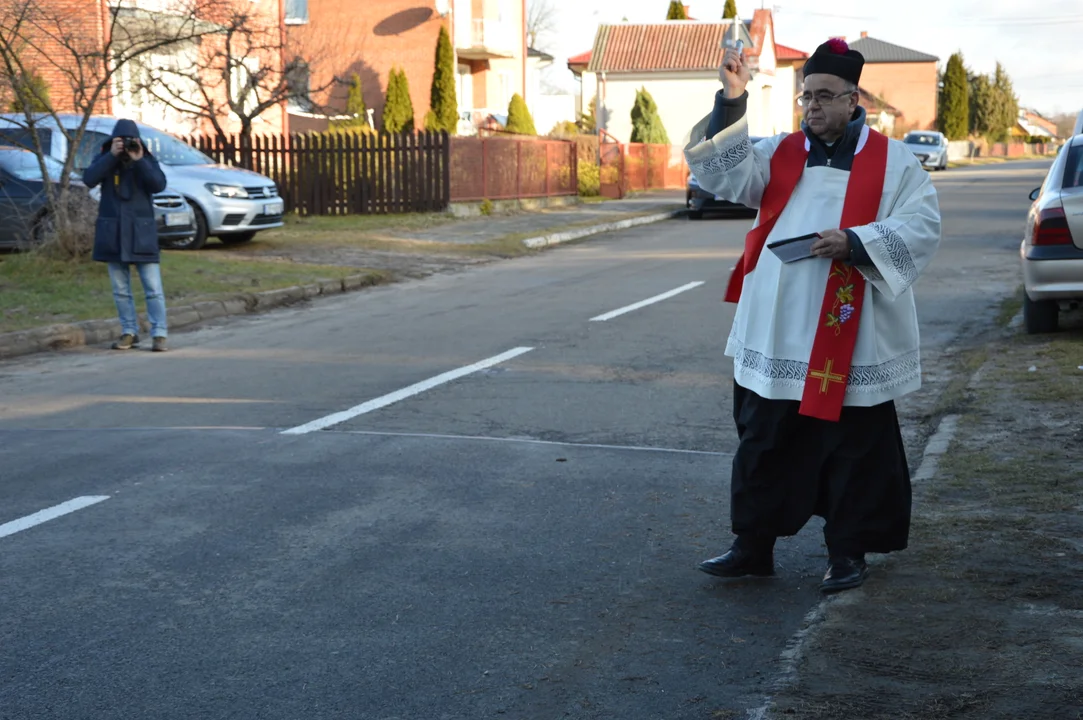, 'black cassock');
729,382,912,556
